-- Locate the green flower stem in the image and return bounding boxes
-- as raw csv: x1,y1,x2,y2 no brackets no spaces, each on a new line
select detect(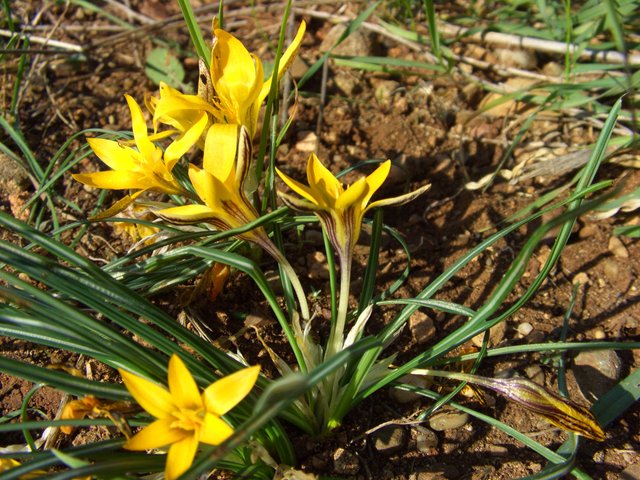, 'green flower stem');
325,250,352,361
